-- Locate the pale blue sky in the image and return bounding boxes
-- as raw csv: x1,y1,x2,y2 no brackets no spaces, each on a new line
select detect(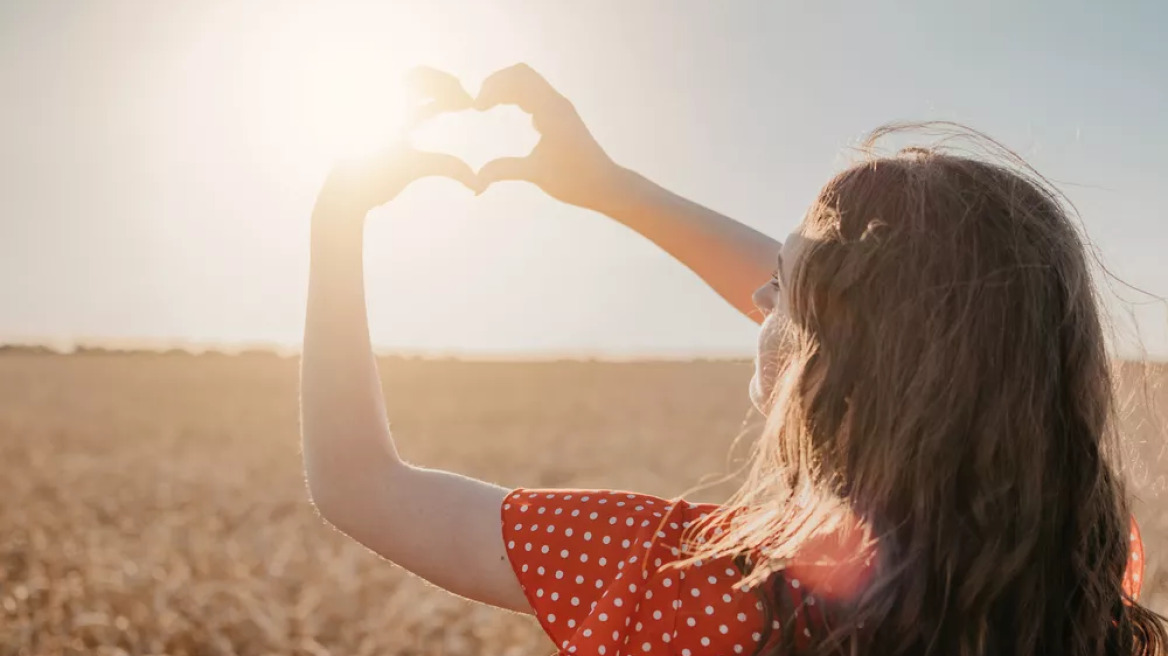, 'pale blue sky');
1,1,1165,357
